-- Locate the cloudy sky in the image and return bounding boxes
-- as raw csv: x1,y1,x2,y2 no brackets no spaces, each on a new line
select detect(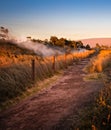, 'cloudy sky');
0,0,111,40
